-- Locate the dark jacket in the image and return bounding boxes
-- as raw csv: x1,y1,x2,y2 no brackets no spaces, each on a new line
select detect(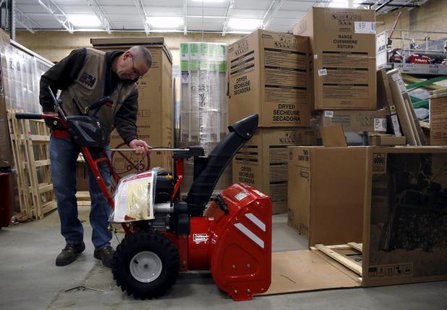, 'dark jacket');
39,48,139,144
